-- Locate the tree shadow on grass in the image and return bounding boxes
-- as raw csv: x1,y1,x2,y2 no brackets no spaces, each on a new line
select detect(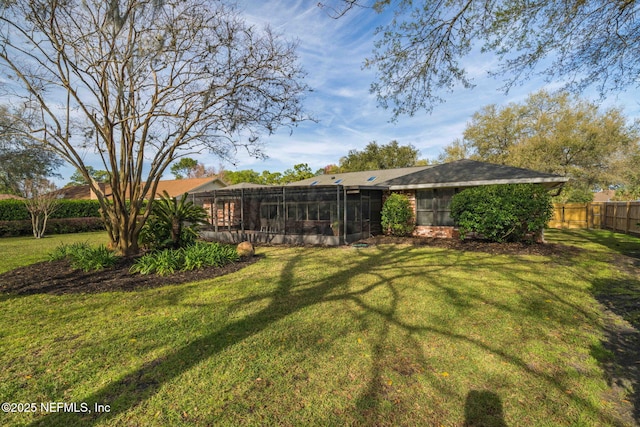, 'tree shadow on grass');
27,244,624,426
592,275,640,425
28,247,406,426
559,229,640,259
